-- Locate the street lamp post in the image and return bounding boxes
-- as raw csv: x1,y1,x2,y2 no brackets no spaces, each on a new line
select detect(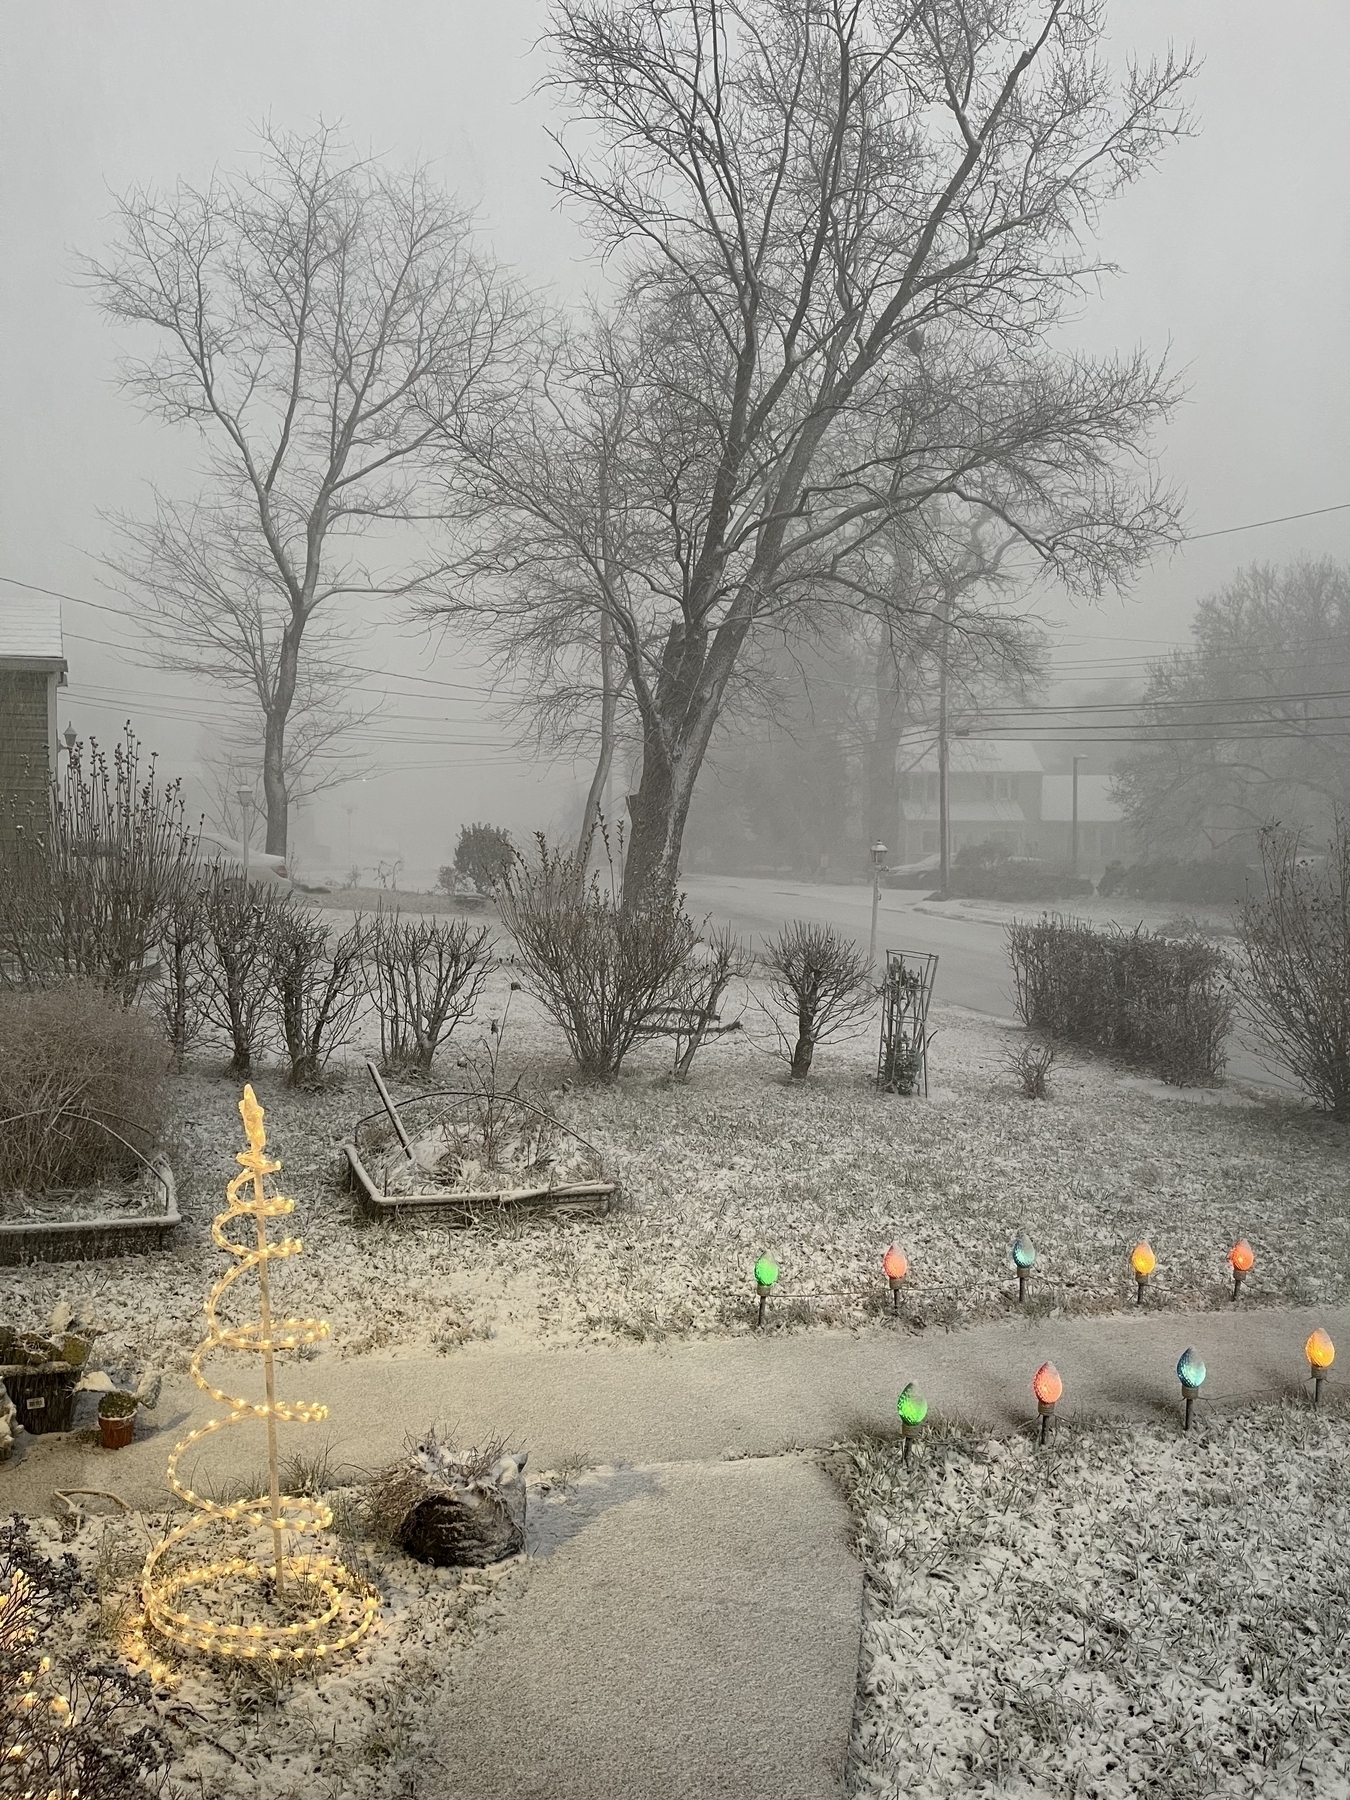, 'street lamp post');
868,841,888,977
237,787,253,884
1071,755,1085,874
